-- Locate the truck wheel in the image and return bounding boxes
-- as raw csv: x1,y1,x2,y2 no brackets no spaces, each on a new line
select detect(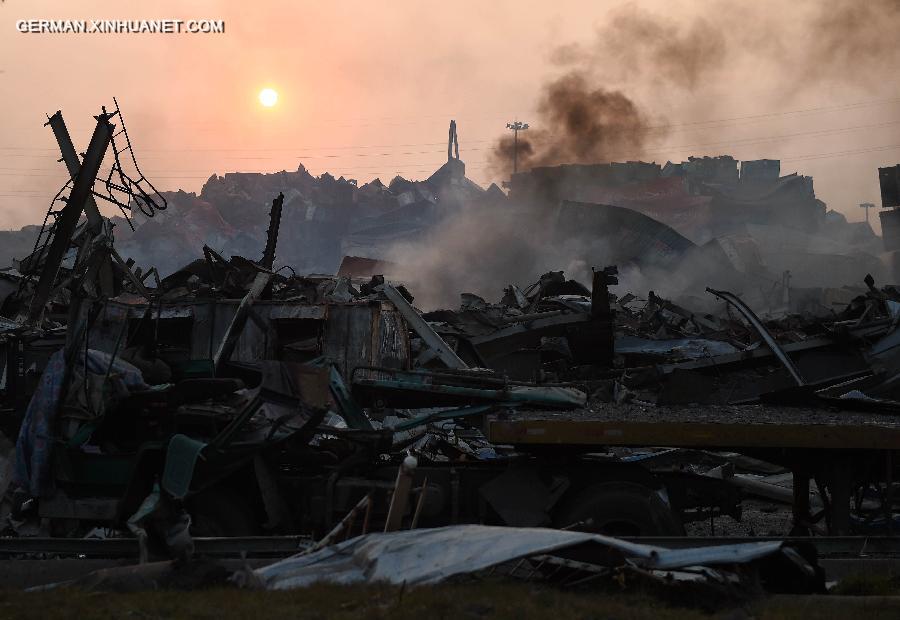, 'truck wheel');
554,482,684,536
186,487,260,537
